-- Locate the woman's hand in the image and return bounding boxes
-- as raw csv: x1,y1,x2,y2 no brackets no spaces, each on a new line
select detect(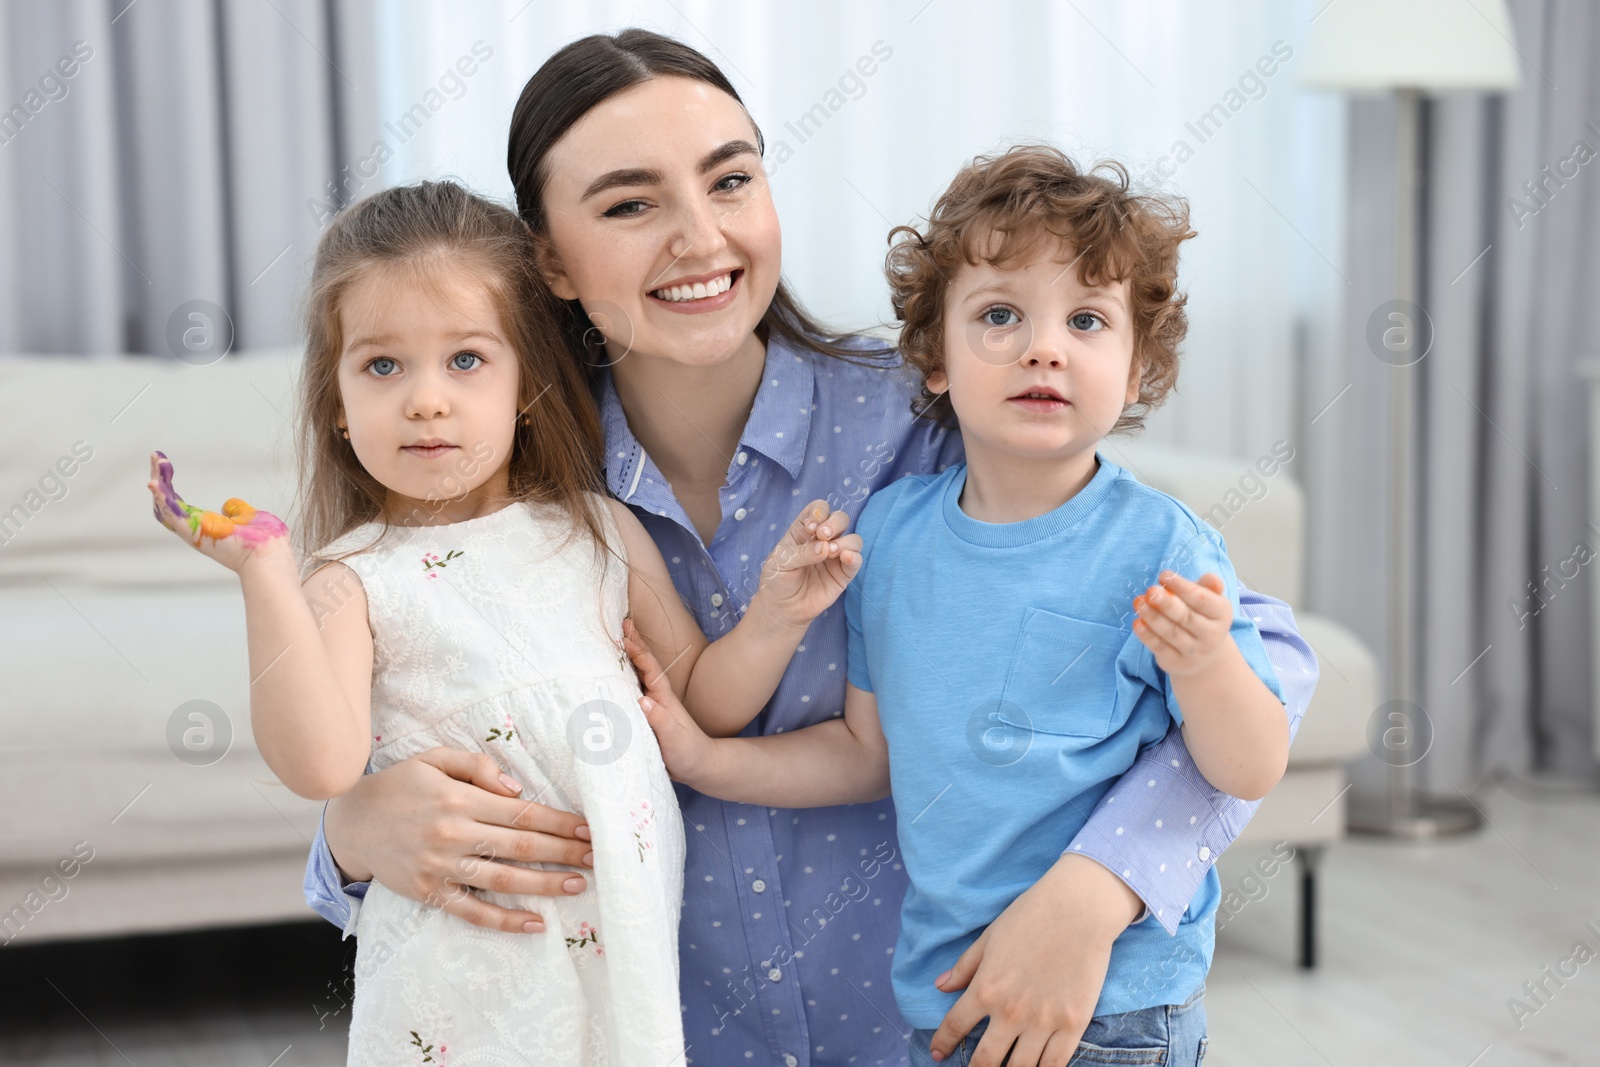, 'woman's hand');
323,748,596,934
1132,570,1233,678
927,853,1144,1066
147,450,290,571
624,616,717,787
751,500,863,631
